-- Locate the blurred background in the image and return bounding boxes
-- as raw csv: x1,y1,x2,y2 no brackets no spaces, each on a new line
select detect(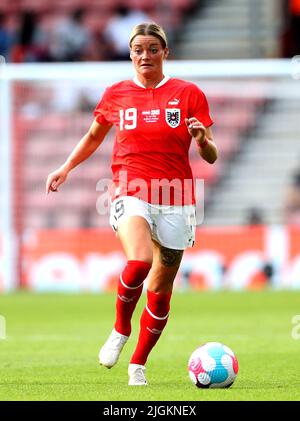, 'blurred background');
0,0,300,292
